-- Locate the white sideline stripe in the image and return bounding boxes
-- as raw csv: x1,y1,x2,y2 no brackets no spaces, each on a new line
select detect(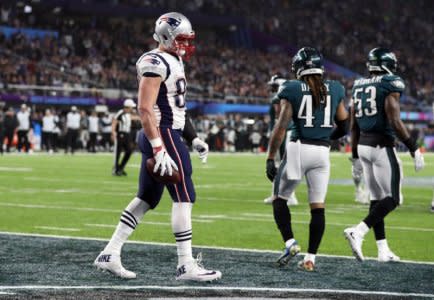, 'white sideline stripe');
0,285,432,298
1,202,433,232
0,292,16,295
0,167,32,172
84,223,116,228
1,231,433,265
34,226,80,232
